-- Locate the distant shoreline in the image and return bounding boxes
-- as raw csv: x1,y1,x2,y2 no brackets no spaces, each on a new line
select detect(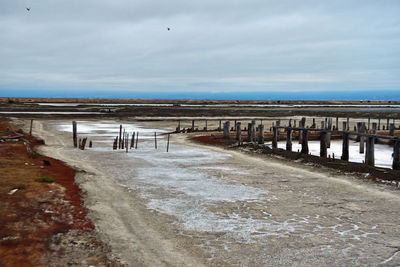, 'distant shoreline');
1,97,400,105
